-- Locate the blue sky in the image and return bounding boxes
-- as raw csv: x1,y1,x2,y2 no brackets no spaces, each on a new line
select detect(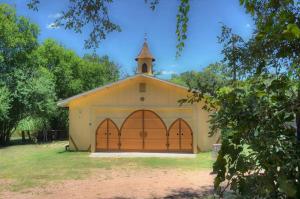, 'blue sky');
1,0,254,79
